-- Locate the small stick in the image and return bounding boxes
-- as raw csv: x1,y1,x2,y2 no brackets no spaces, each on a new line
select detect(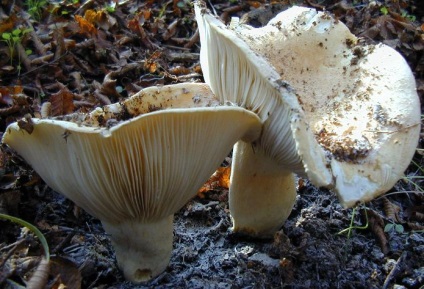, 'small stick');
382,251,407,289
